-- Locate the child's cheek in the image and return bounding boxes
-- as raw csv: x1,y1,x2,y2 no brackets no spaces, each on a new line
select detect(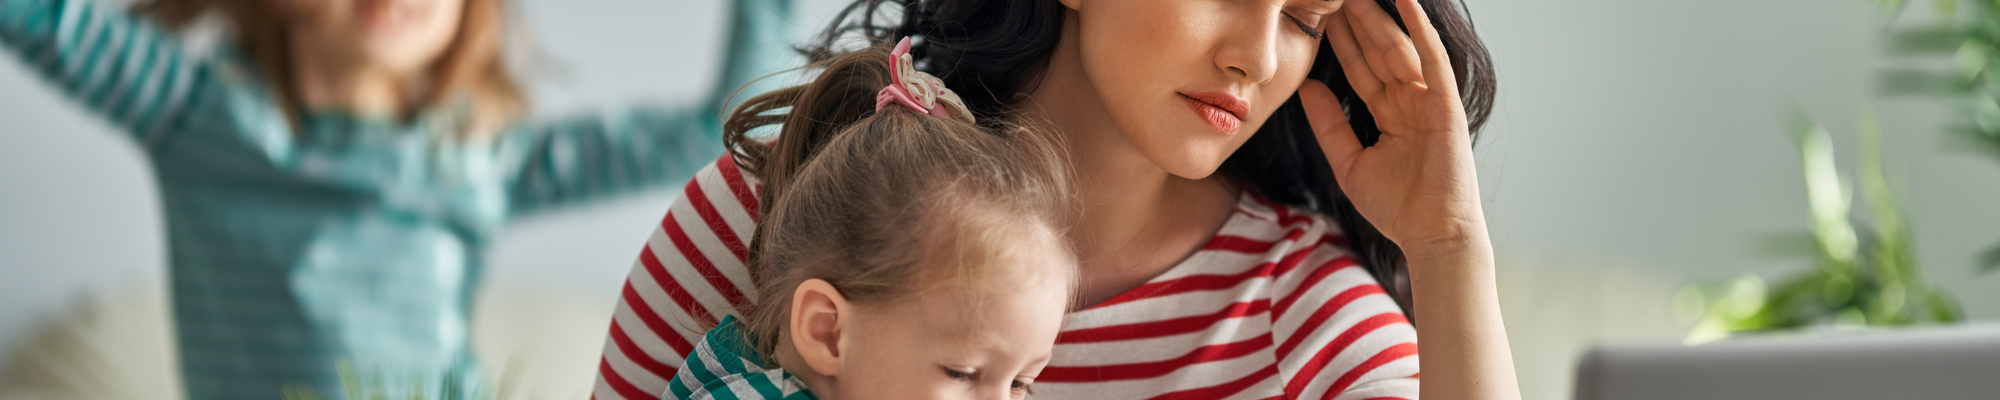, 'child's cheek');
835,319,955,399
